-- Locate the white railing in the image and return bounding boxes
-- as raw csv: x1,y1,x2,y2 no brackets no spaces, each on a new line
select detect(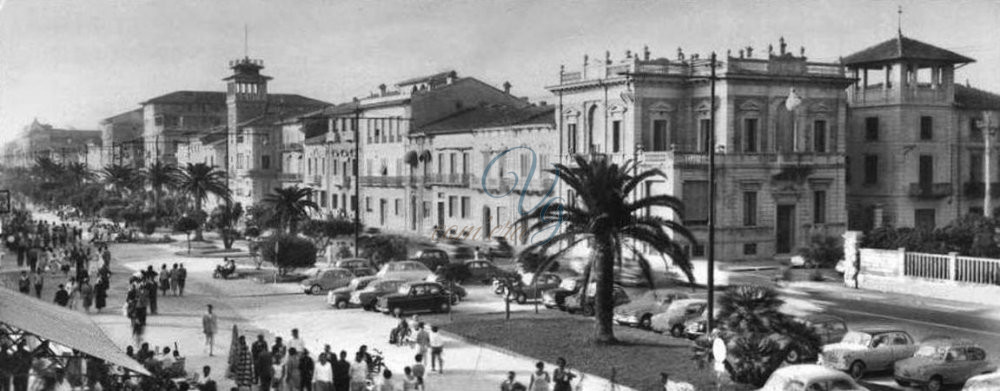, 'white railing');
956,255,1000,284
894,250,1000,284
903,252,950,280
